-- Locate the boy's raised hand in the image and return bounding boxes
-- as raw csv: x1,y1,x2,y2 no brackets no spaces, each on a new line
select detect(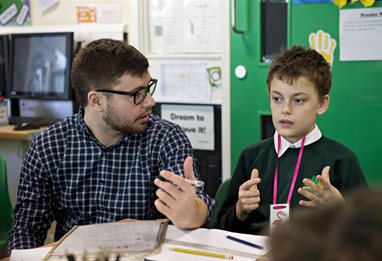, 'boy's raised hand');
298,166,344,208
235,169,261,221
